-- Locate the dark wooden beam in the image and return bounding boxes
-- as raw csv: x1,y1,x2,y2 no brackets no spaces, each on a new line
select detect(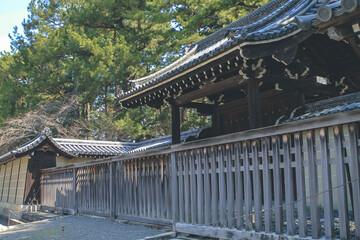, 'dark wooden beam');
247,76,262,129
181,102,216,115
174,75,243,106
171,105,181,144
347,36,360,60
